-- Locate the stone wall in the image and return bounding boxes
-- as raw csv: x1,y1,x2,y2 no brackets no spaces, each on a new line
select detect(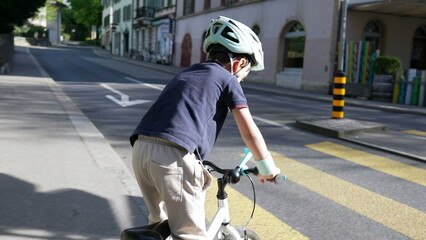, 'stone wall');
0,34,14,74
